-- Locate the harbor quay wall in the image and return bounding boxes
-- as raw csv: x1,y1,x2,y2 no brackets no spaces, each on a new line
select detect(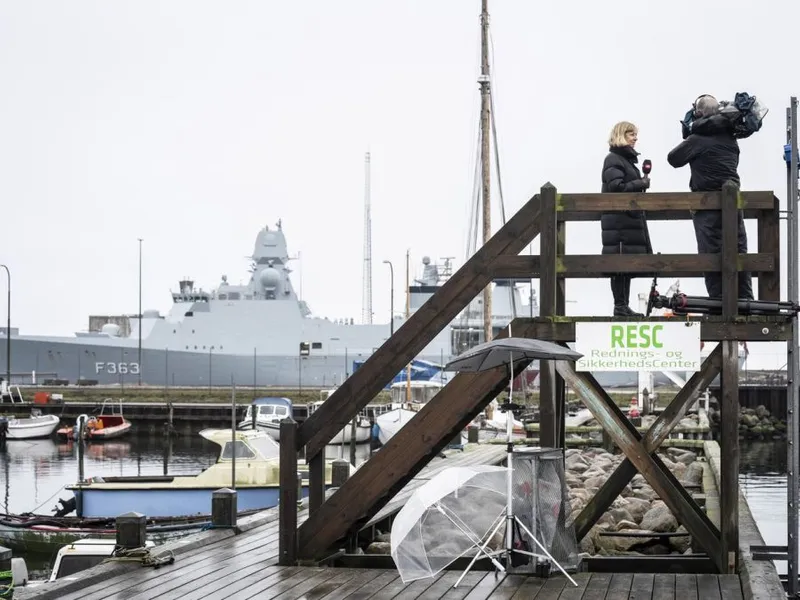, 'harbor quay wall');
0,385,396,435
